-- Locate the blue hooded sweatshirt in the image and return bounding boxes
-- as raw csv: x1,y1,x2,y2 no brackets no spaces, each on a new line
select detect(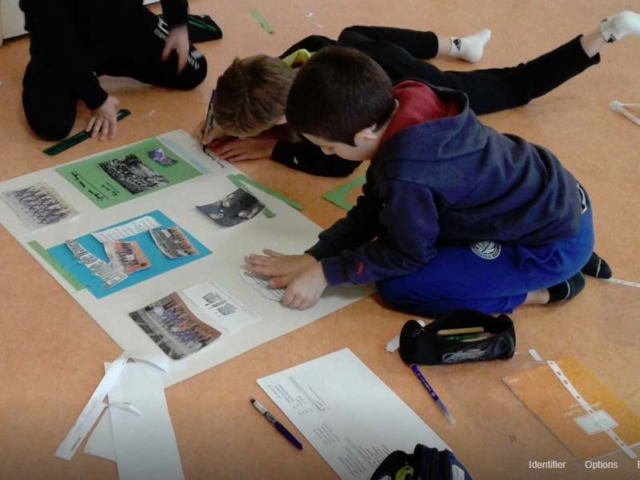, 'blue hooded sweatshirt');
307,81,583,286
